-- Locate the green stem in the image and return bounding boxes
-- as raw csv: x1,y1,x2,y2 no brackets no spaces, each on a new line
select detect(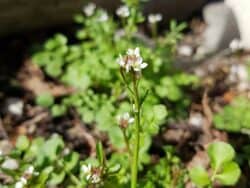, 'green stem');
151,23,158,42
131,77,140,188
122,129,132,155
